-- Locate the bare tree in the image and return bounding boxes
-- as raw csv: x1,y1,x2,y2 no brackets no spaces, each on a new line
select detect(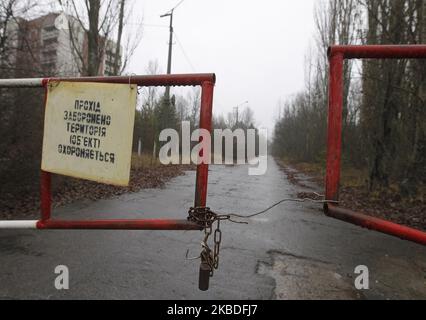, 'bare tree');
0,0,16,59
0,0,39,76
358,0,425,192
58,0,142,76
187,87,200,128
112,0,143,74
112,0,125,75
141,59,161,110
